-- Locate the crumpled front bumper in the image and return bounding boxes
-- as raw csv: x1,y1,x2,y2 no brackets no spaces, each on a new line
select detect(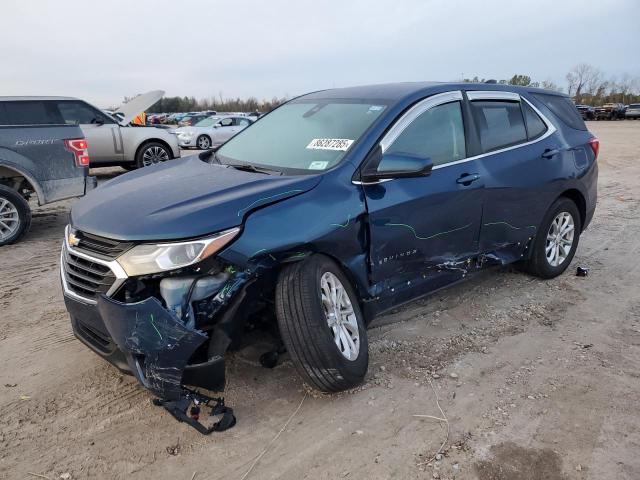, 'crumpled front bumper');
66,294,226,401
